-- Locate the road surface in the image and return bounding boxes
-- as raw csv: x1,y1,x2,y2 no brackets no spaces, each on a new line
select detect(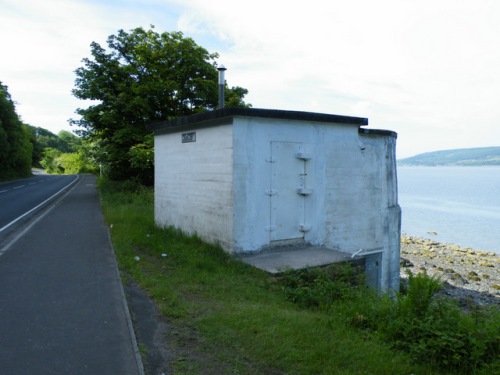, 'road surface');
0,174,143,374
0,174,78,232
